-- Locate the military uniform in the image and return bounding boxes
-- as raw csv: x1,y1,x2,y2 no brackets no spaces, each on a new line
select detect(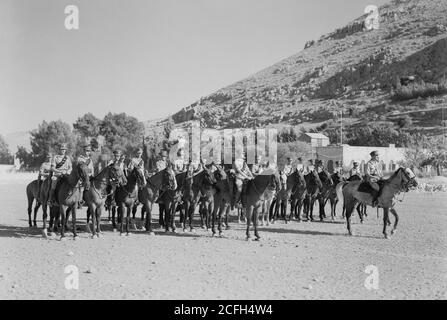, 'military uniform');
38,156,52,199
295,161,304,173
349,164,361,177
283,163,293,176
78,154,95,177
233,156,254,205
366,151,383,206
49,144,72,205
